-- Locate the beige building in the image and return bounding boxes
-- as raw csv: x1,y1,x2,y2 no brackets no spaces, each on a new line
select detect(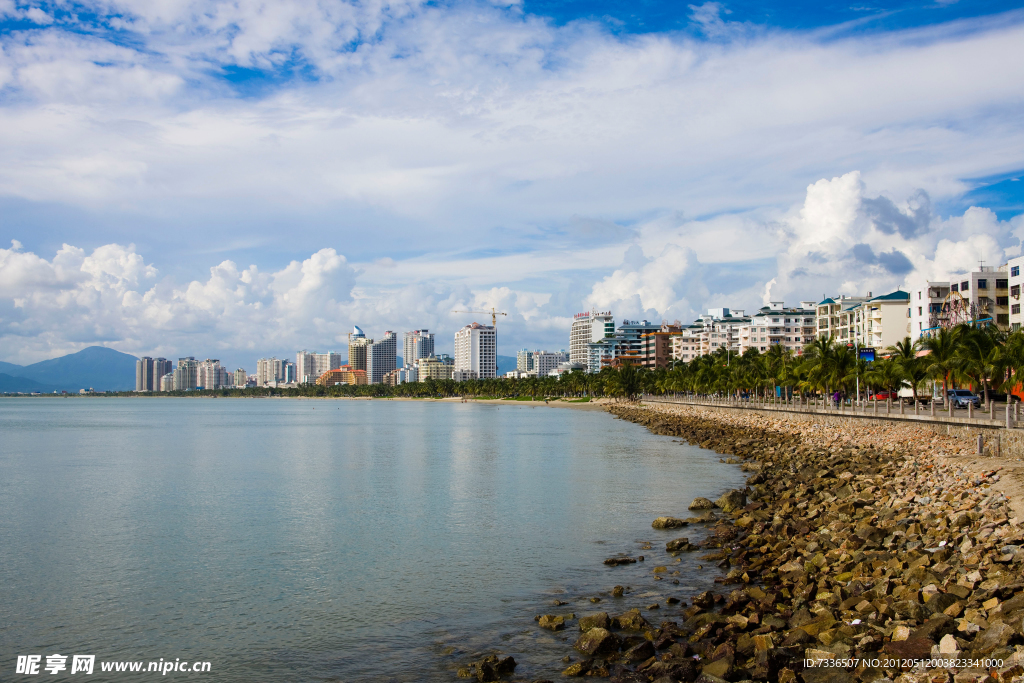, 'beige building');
316,366,367,386
417,354,454,381
570,310,615,366
738,302,816,355
817,290,911,350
